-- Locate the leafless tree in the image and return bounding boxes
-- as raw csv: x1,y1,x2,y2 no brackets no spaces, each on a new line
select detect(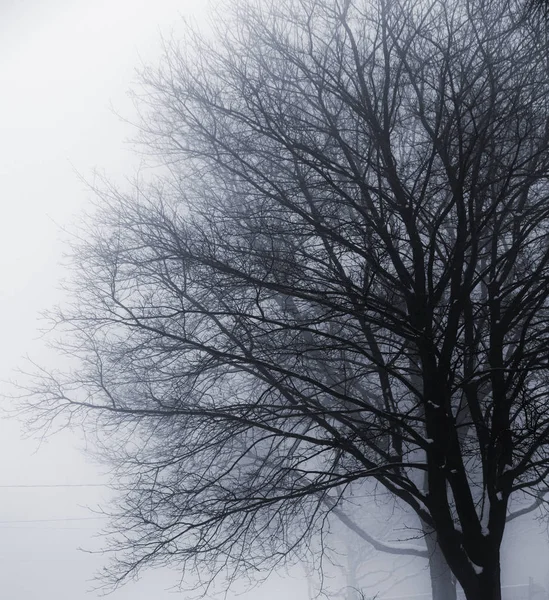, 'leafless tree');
18,0,549,598
315,501,426,600
526,0,549,20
